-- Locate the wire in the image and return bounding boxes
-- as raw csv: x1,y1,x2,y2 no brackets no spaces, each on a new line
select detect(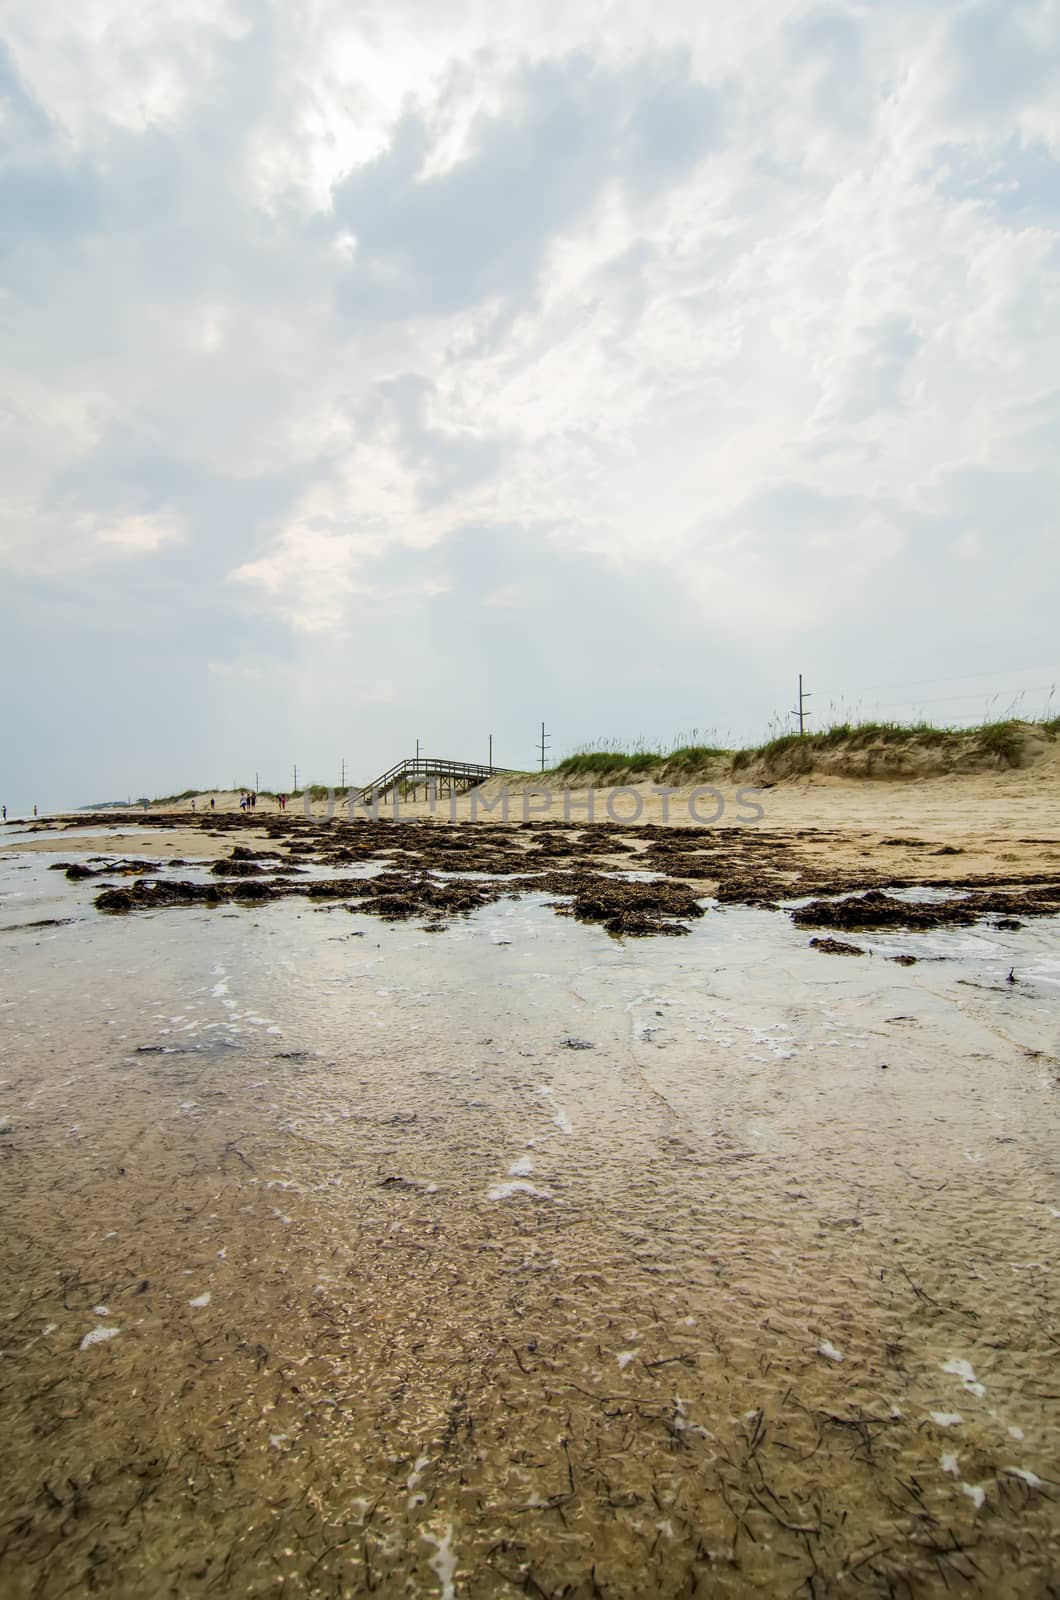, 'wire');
816,666,1059,697
824,685,1056,712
